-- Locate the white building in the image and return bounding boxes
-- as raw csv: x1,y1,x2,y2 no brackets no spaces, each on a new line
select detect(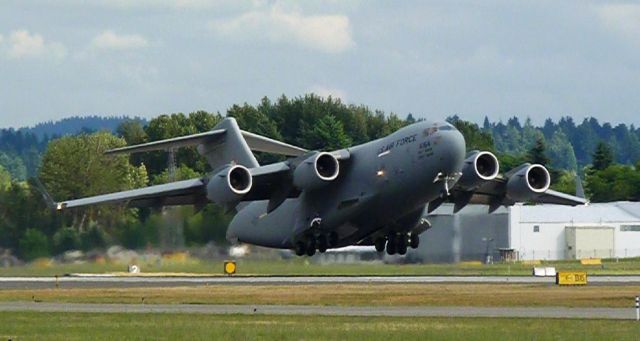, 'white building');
409,202,640,262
